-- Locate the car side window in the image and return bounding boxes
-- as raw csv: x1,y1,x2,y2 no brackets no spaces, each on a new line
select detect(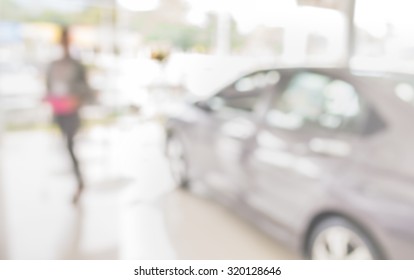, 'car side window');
212,71,280,113
266,72,362,133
